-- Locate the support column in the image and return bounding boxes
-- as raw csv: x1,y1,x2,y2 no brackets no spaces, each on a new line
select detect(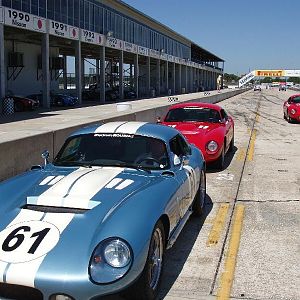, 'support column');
119,50,124,100
75,40,82,105
42,32,50,108
81,58,85,90
190,67,193,92
96,59,100,78
0,24,5,109
156,58,160,96
134,54,139,98
63,55,67,90
178,64,182,93
185,65,188,93
99,46,105,103
165,61,169,95
172,62,176,95
146,56,151,97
